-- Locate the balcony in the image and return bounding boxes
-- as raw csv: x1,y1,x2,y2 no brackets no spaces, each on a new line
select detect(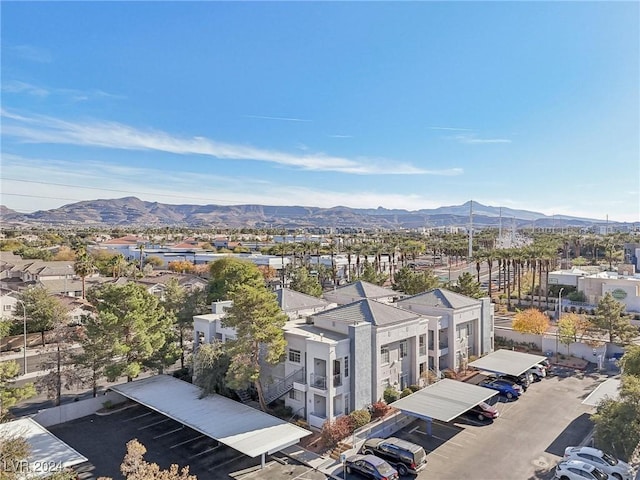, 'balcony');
419,346,427,356
333,374,342,387
310,374,327,390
